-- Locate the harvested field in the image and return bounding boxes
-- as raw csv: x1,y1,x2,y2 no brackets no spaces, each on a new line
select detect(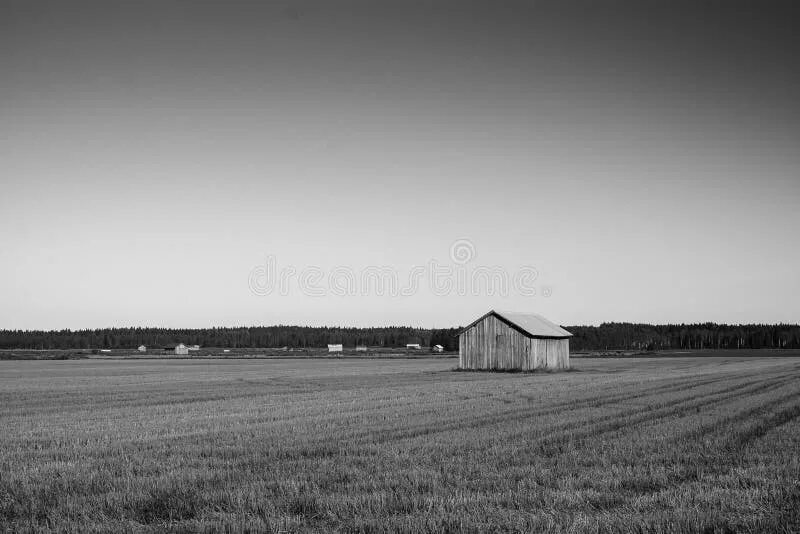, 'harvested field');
1,356,799,532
